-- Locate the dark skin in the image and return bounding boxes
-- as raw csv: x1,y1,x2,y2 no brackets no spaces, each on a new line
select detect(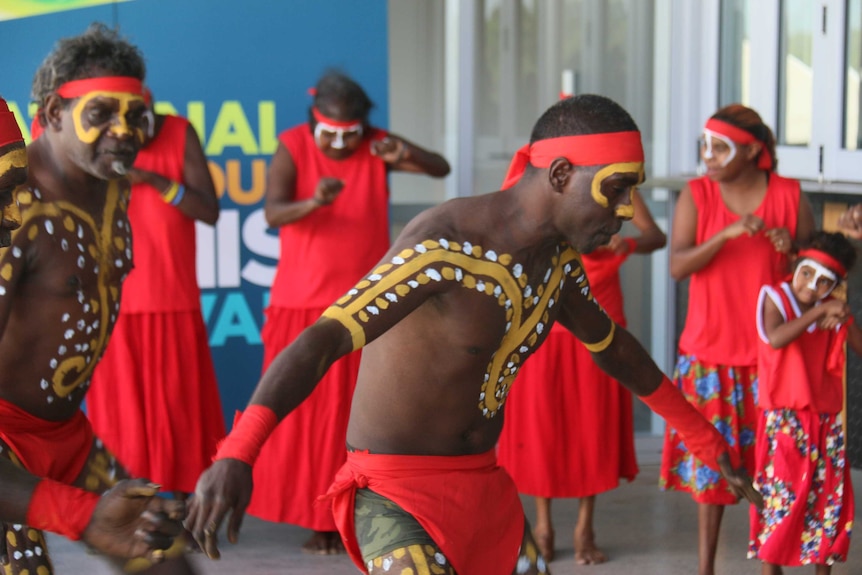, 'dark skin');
0,109,185,562
264,100,450,228
127,110,219,225
672,133,813,575
837,203,862,239
189,156,760,562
